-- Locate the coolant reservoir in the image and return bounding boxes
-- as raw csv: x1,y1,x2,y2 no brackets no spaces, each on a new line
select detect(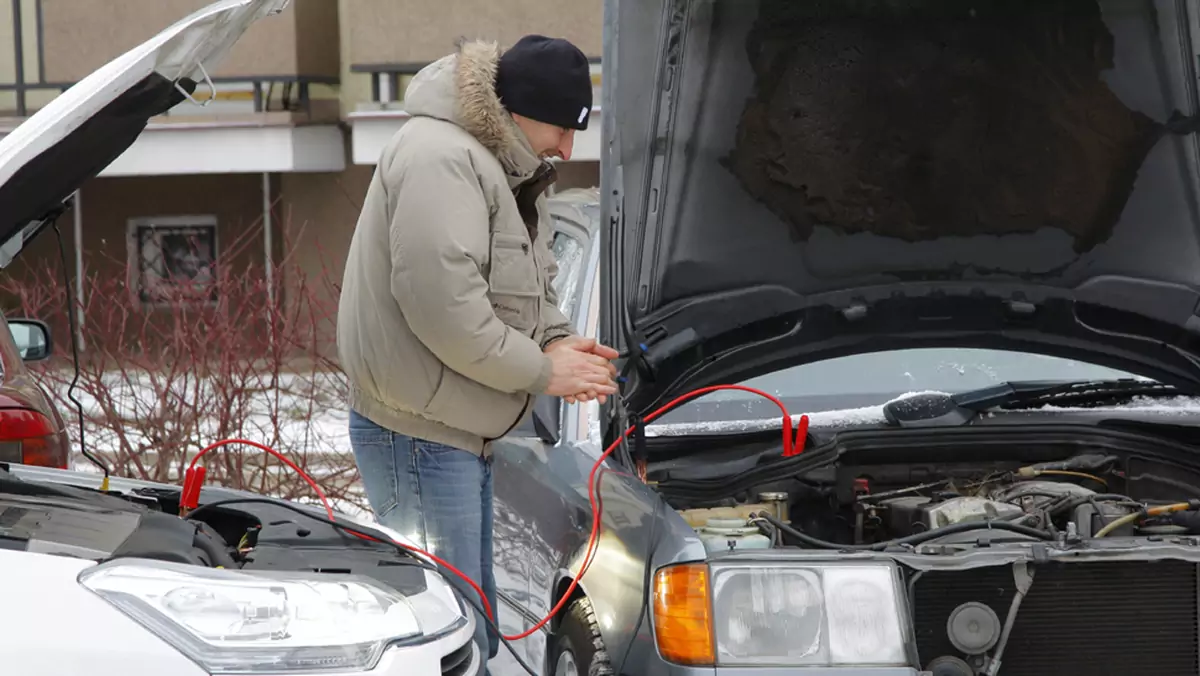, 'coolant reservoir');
678,504,770,528
698,517,772,554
